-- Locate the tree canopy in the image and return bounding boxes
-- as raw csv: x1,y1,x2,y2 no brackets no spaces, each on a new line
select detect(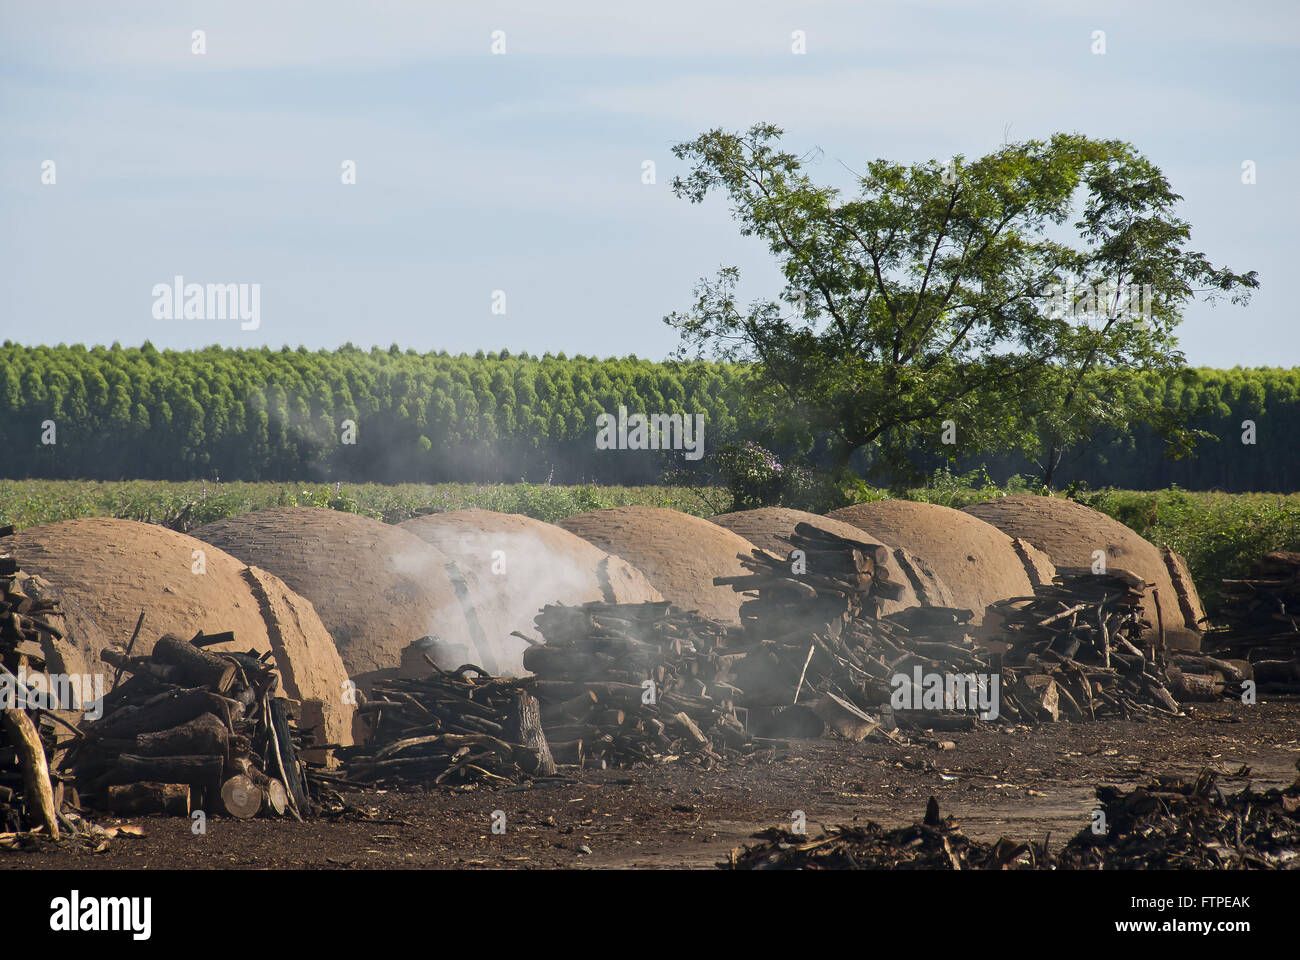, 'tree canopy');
667,124,1258,485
